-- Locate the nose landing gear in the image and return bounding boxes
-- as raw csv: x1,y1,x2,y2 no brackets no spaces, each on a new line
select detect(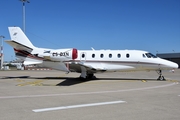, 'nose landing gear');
157,70,166,81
